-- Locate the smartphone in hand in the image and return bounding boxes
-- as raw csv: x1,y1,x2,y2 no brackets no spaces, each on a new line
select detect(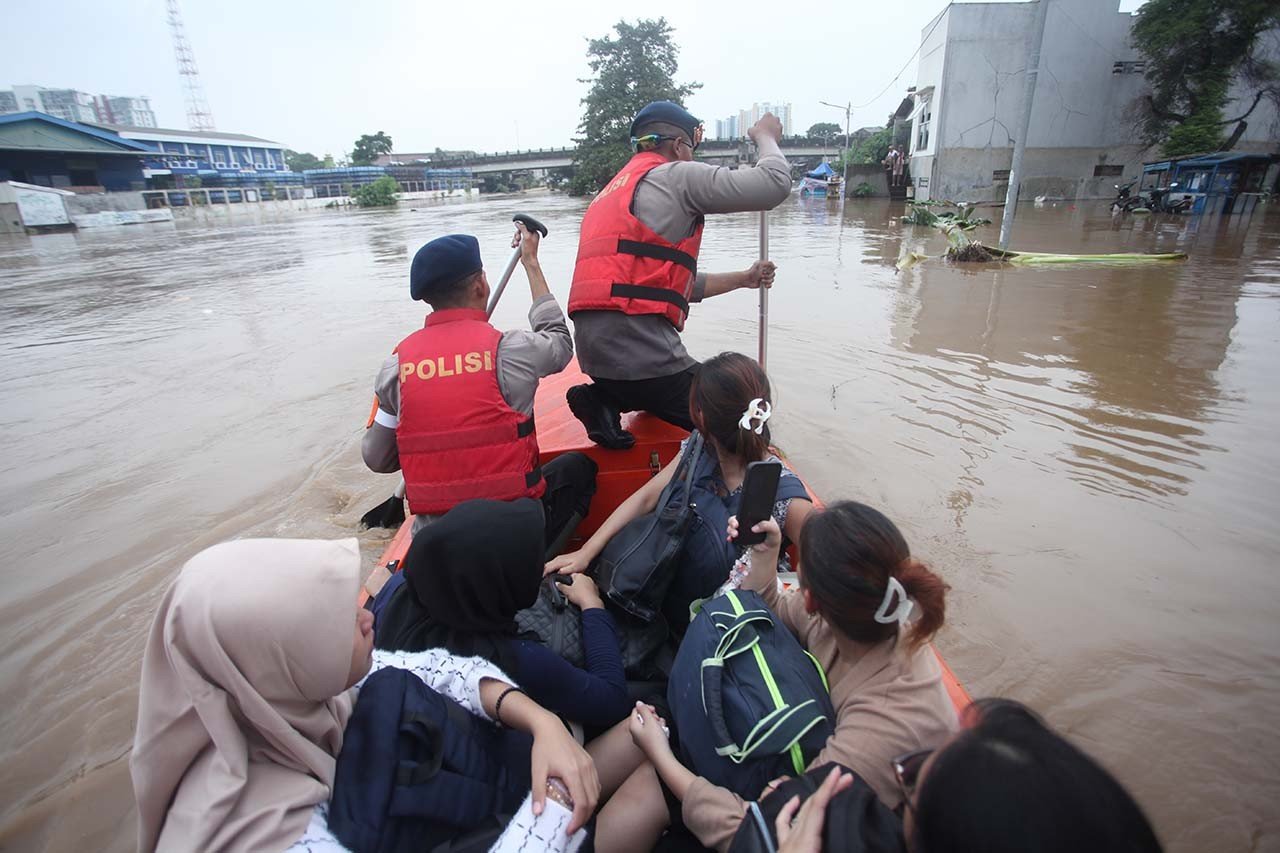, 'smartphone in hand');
735,461,782,546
